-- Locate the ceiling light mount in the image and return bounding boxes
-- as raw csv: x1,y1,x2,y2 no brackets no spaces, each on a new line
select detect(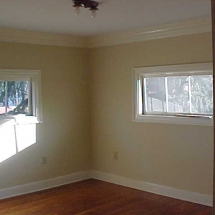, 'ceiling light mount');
73,0,99,18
